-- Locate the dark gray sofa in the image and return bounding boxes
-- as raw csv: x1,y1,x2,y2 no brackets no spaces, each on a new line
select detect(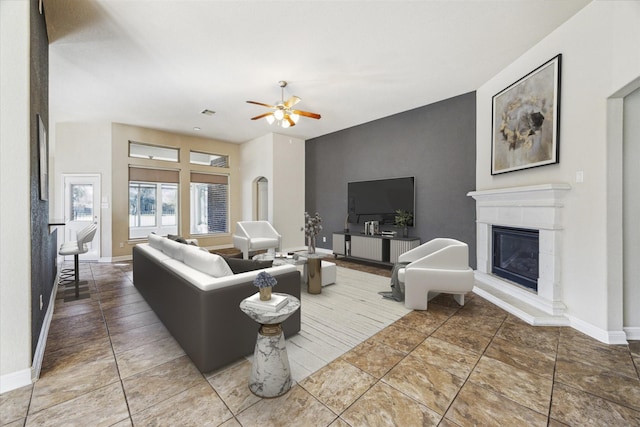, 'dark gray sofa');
132,243,301,373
